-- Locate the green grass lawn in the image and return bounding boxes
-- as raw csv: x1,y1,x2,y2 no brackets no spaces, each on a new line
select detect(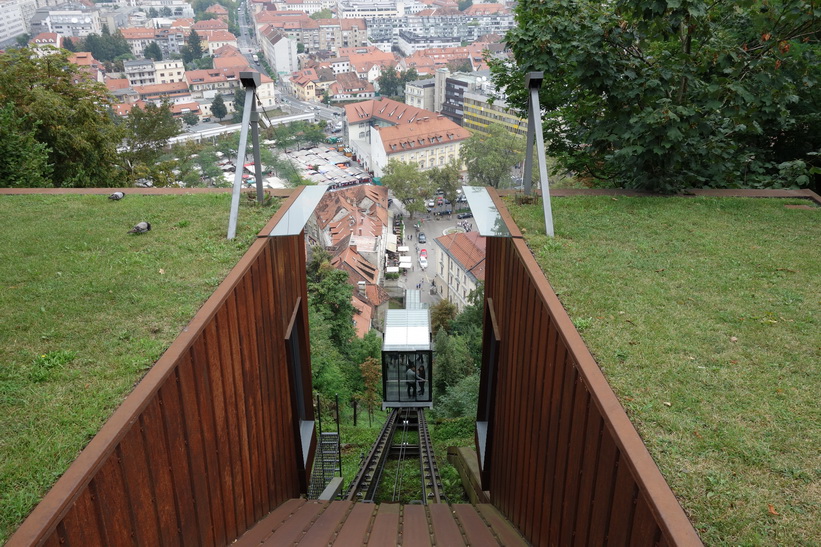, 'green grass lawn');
509,195,820,545
0,193,279,543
